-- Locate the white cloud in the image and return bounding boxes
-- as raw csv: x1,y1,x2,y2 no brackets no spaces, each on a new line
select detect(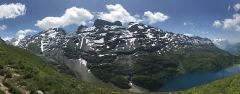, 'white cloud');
0,25,7,31
0,3,26,19
213,11,240,32
98,4,137,23
213,20,222,28
35,7,94,30
213,38,226,41
16,29,36,40
183,22,194,26
212,38,229,50
228,5,231,11
213,3,240,32
144,11,169,24
222,13,240,32
2,36,12,41
234,3,240,12
183,33,194,37
14,29,37,45
183,22,187,26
